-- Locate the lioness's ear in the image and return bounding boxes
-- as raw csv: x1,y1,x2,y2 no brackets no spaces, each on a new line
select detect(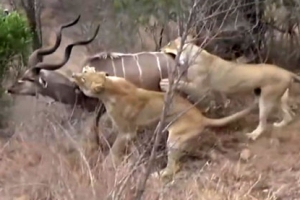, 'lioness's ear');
98,71,109,76
91,82,103,93
187,27,197,38
186,34,194,42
